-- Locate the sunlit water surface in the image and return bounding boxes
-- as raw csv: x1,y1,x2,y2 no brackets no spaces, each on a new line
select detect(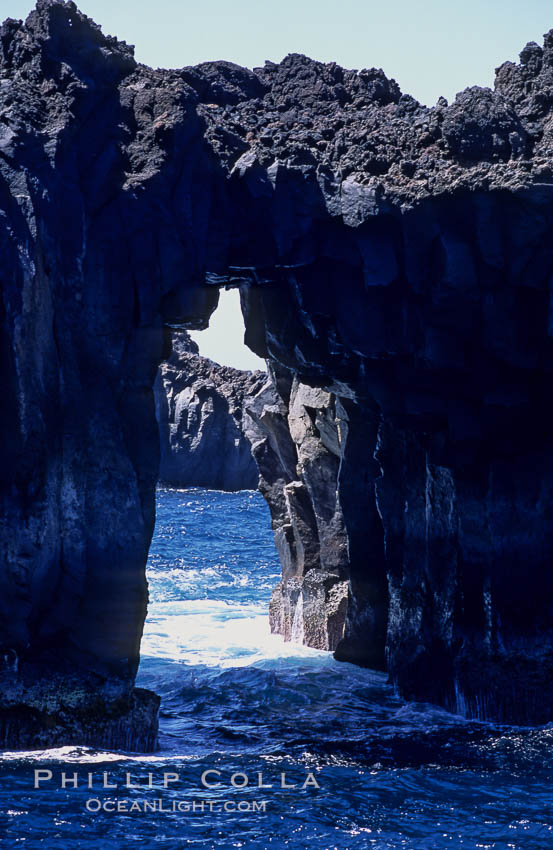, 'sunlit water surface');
1,489,553,849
